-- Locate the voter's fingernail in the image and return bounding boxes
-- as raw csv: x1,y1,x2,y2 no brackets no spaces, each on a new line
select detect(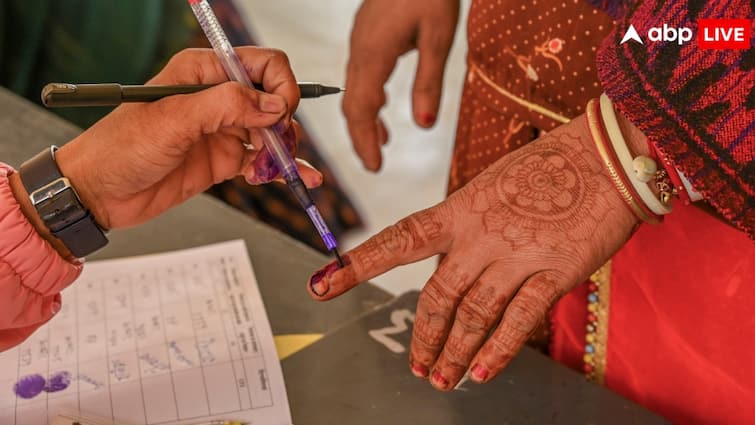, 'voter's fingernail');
310,260,340,296
411,362,429,378
471,364,488,382
431,370,448,389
